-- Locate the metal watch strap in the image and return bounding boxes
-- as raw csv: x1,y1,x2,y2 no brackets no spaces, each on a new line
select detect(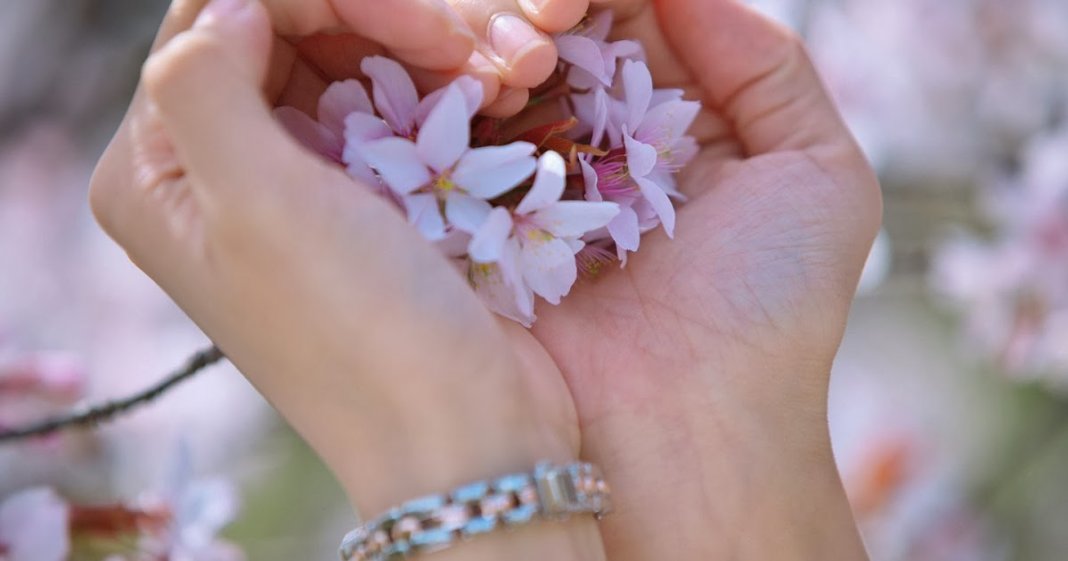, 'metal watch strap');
339,461,612,561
